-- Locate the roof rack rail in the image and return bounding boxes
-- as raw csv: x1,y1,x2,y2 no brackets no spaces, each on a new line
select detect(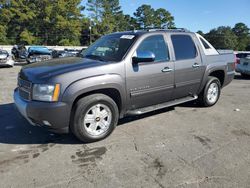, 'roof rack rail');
146,28,190,32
